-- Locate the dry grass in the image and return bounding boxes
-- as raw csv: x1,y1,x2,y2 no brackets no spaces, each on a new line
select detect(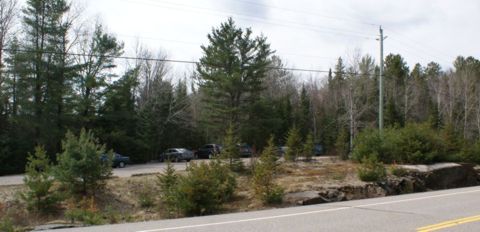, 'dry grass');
0,158,360,229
